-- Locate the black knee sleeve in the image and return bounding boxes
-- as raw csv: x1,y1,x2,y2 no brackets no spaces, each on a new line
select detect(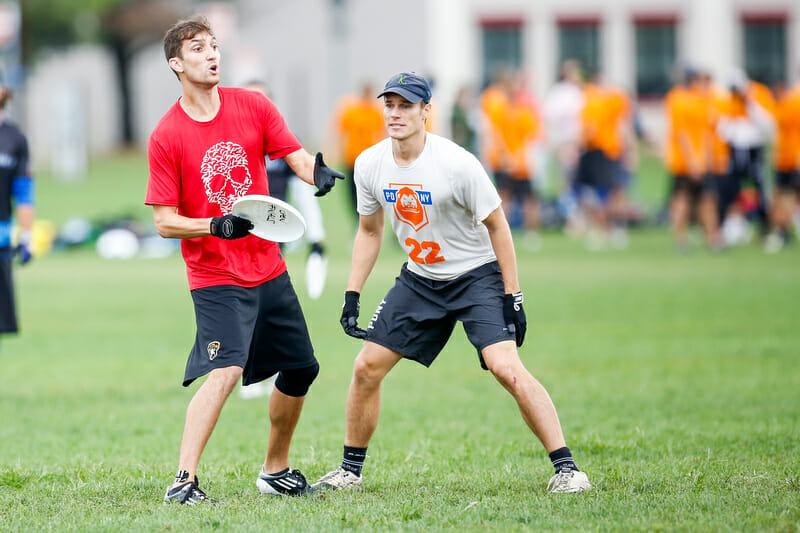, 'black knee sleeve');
274,361,319,397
